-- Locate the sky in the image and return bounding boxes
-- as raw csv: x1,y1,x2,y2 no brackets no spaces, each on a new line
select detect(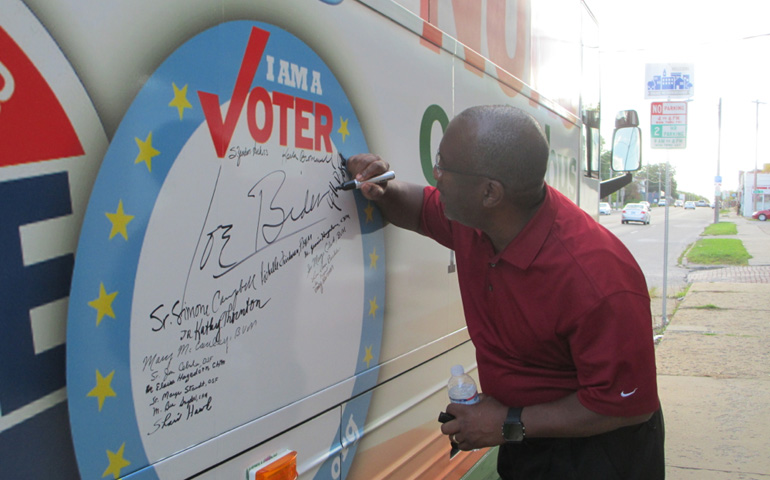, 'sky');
588,0,770,198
